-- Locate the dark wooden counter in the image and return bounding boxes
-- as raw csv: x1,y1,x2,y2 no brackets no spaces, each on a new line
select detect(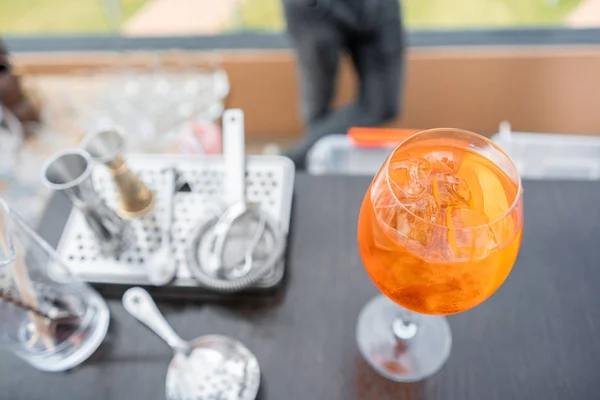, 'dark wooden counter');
2,175,600,400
